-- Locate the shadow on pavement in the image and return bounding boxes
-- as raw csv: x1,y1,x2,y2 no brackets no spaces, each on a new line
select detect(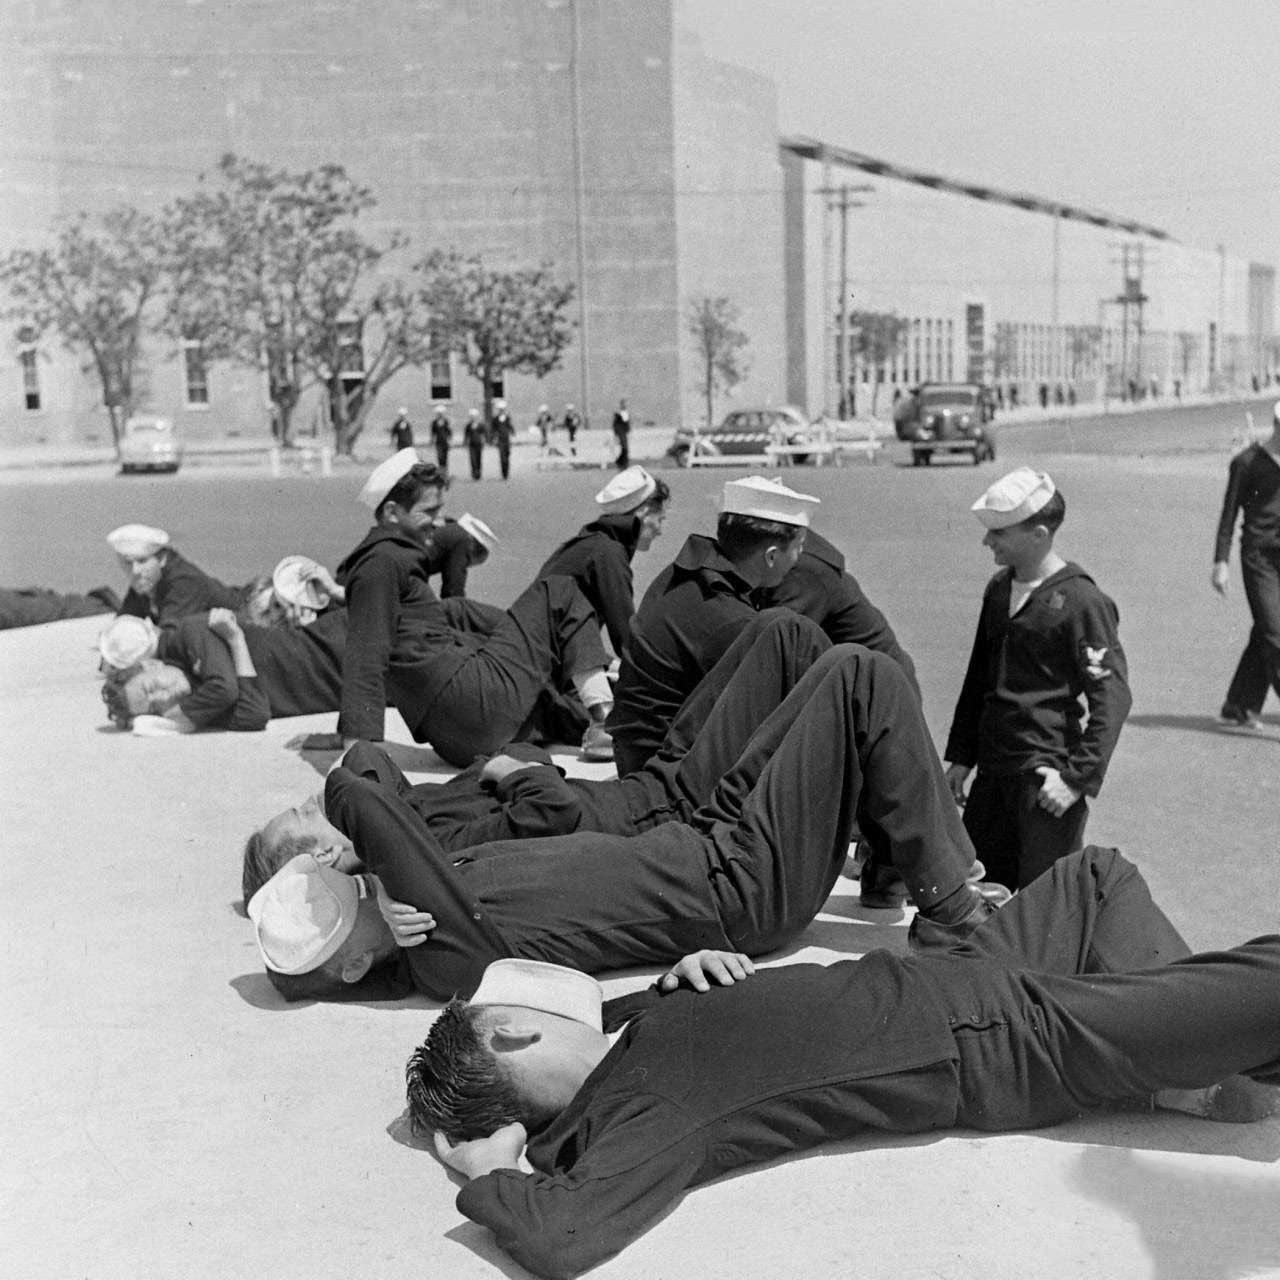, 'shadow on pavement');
1127,713,1280,742
1068,1145,1280,1280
